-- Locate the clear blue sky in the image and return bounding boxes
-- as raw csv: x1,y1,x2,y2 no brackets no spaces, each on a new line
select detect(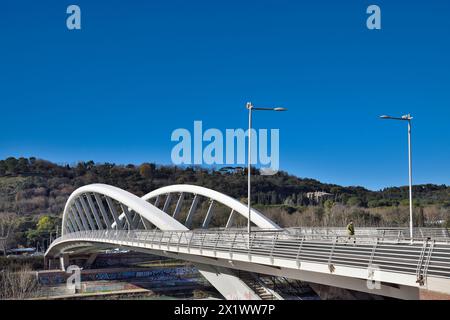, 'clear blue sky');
1,0,449,190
